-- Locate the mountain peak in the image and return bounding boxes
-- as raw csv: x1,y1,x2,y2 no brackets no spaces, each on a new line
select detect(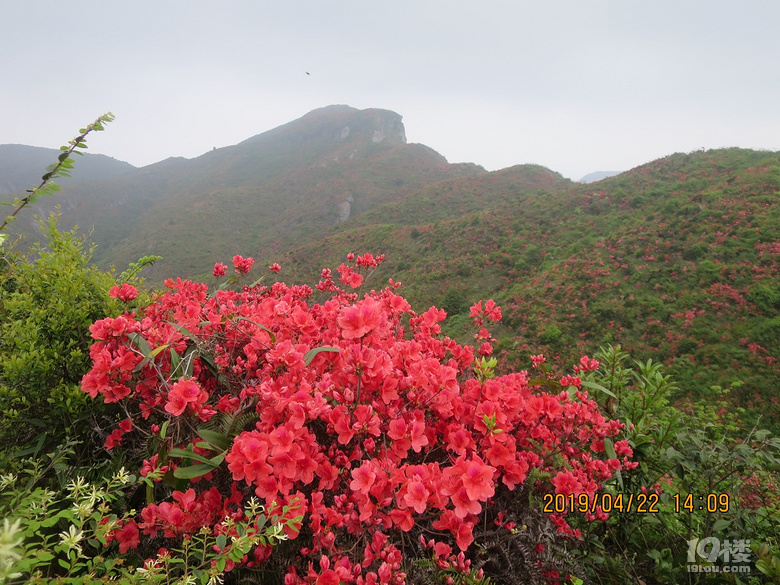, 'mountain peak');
245,105,407,150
